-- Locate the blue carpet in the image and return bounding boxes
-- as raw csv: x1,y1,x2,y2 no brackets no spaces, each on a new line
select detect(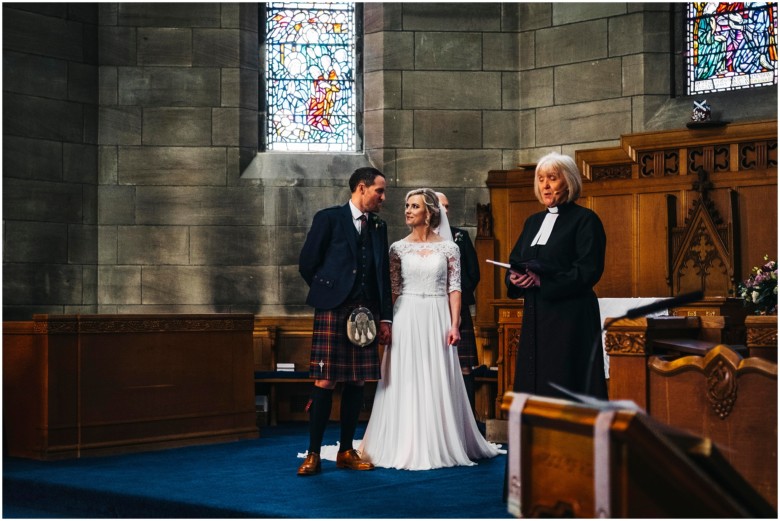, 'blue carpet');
3,422,511,518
